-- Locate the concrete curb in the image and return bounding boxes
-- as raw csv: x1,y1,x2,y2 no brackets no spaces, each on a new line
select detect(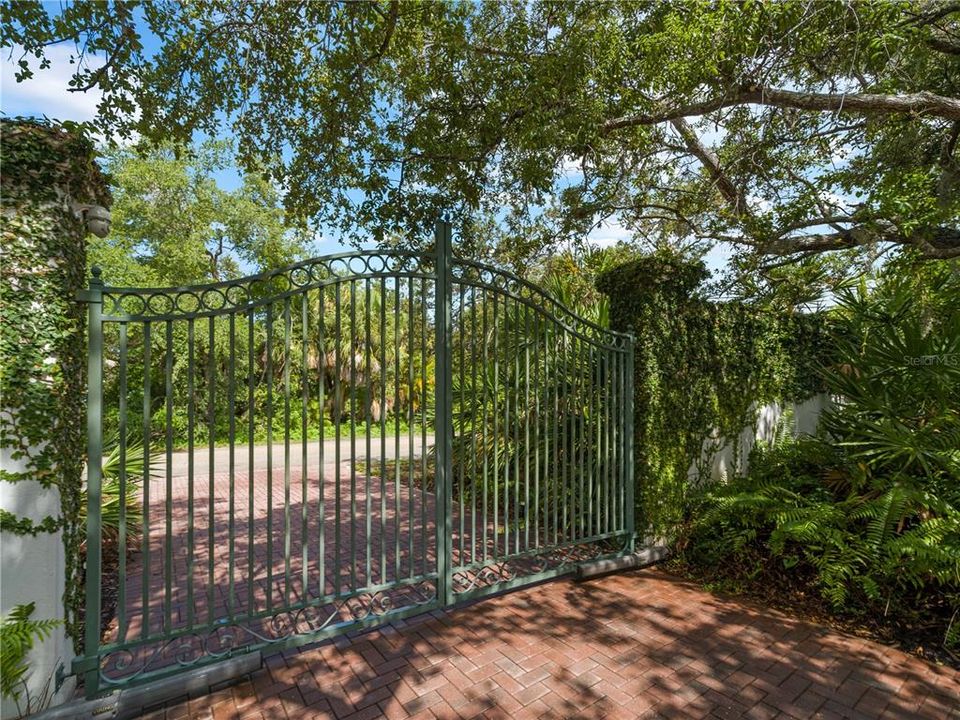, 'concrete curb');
26,651,261,720
575,545,671,580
